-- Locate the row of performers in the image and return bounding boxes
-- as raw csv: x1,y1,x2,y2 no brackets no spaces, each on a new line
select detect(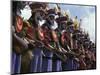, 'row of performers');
11,4,96,74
